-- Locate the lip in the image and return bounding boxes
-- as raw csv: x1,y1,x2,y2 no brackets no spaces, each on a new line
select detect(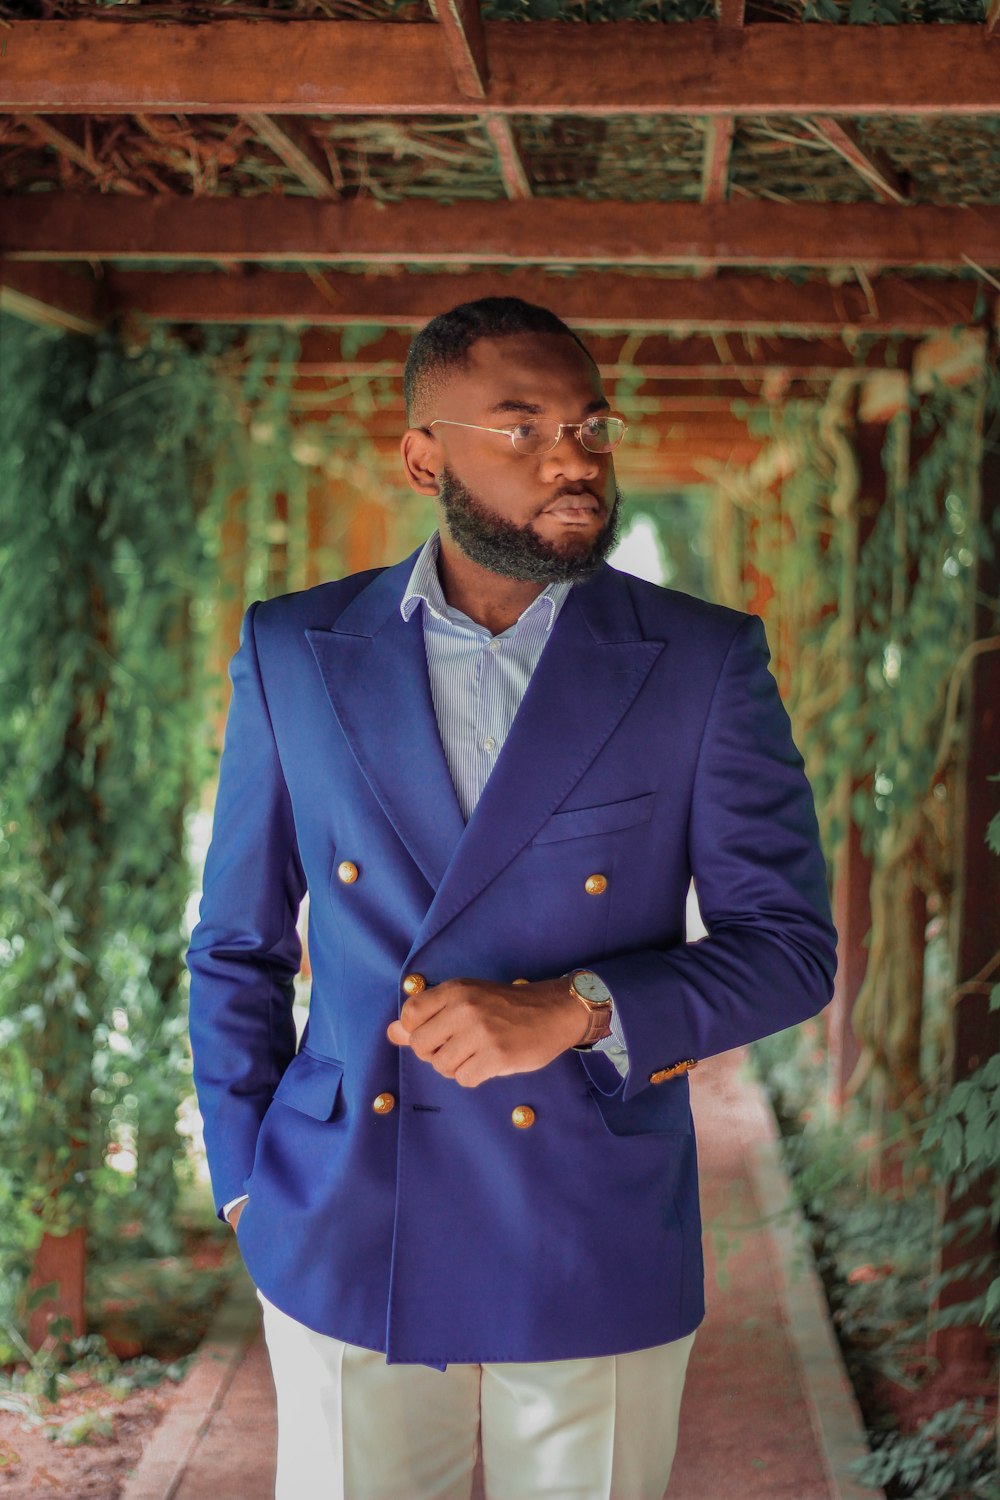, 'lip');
543,495,602,521
544,506,600,526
